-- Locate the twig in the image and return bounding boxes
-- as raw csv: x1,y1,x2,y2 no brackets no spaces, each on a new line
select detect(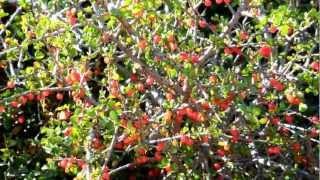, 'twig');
17,49,24,70
0,7,22,37
0,25,80,57
0,46,18,56
109,163,134,175
99,126,119,179
198,0,249,67
148,132,208,144
109,35,183,95
1,41,15,77
84,129,95,180
285,21,315,42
